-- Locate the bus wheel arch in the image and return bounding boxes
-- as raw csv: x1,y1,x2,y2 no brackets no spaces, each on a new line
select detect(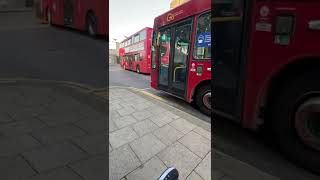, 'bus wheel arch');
86,10,97,36
262,57,320,126
262,57,320,173
193,80,211,115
